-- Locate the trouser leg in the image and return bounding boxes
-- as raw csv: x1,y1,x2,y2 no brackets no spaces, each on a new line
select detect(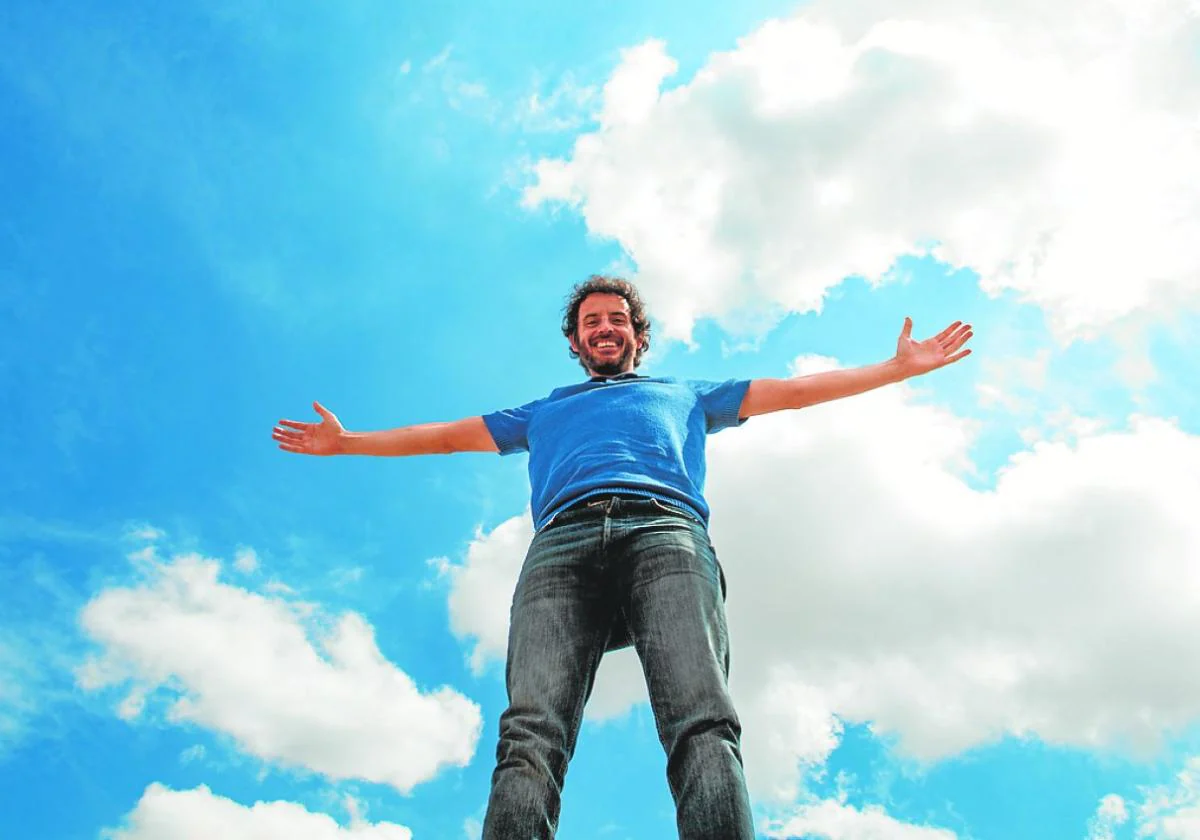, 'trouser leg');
621,514,755,840
482,520,611,840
